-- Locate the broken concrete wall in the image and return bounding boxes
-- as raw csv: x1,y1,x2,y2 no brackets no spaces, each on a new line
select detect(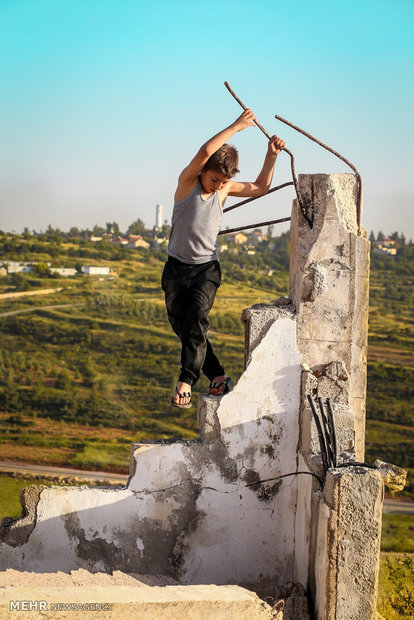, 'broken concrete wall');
289,174,380,619
0,173,382,619
1,309,303,597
